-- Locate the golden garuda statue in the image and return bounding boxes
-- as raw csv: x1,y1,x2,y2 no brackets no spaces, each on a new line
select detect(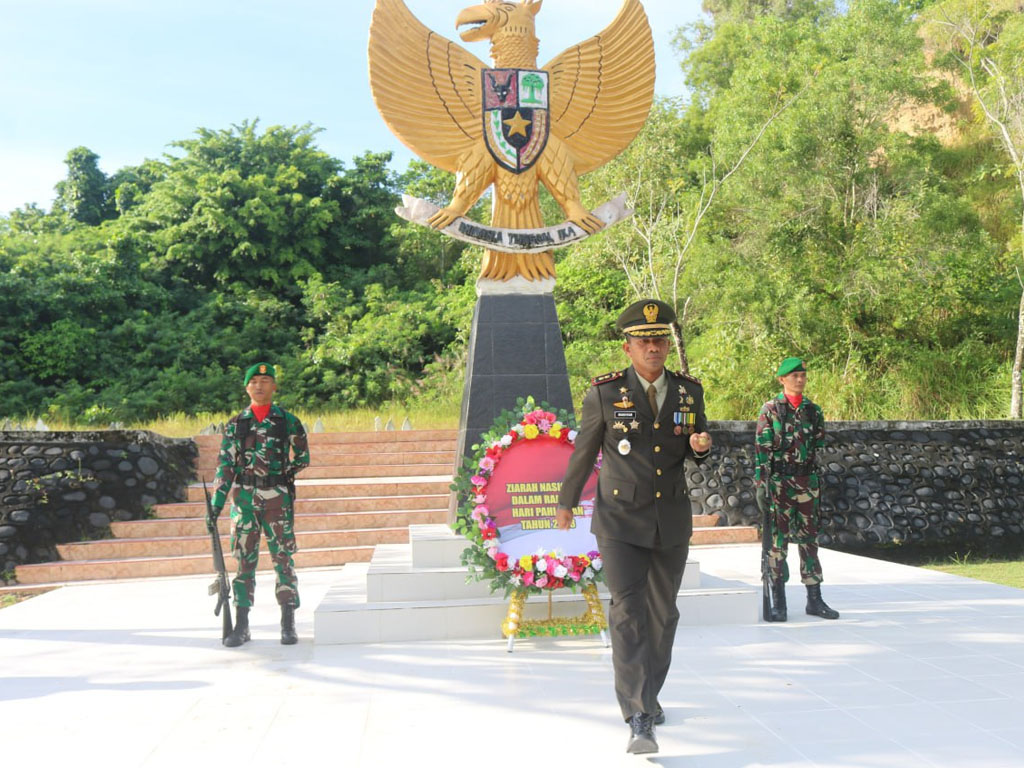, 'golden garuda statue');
368,0,655,281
